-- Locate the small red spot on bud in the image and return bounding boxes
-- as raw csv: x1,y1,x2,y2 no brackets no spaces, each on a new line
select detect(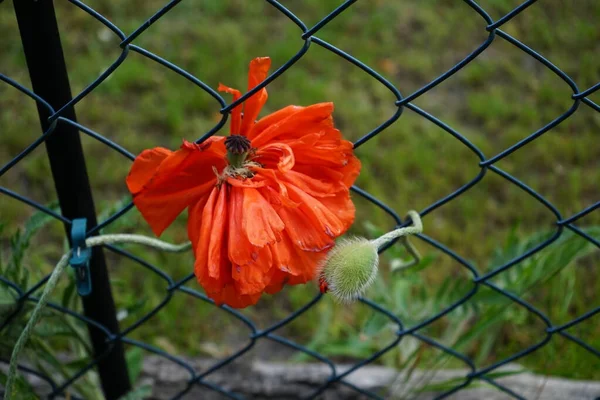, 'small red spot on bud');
319,276,328,294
